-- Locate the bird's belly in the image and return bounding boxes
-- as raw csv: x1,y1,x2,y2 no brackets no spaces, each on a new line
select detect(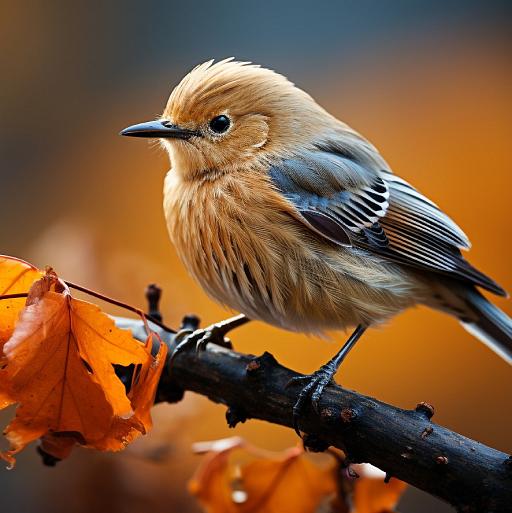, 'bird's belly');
175,227,418,334
193,243,418,334
165,174,419,334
